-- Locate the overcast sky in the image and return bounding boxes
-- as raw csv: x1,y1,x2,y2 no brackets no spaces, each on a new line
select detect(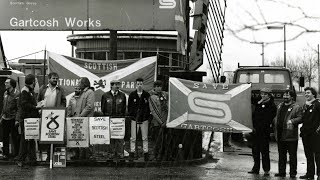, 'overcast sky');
1,0,320,75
